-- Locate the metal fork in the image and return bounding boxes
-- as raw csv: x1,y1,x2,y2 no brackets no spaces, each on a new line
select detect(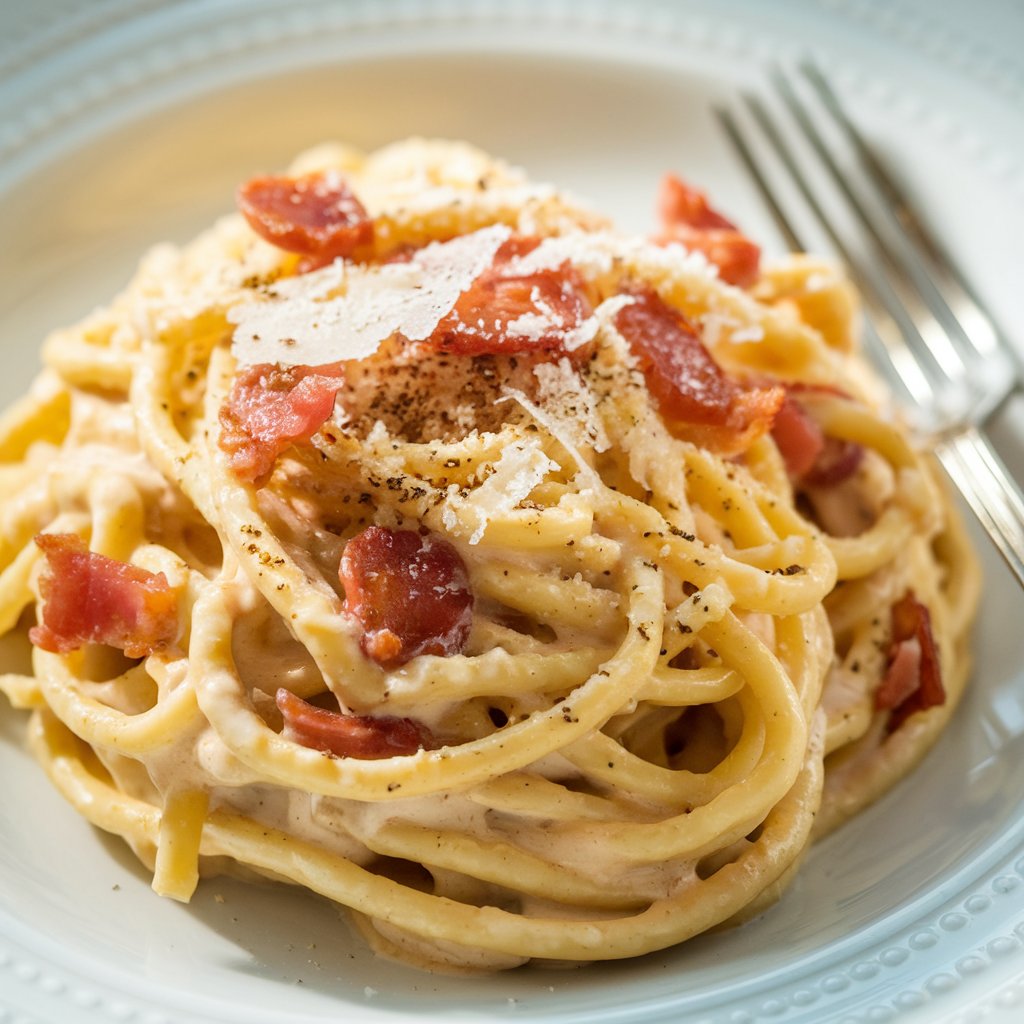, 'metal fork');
716,62,1024,589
